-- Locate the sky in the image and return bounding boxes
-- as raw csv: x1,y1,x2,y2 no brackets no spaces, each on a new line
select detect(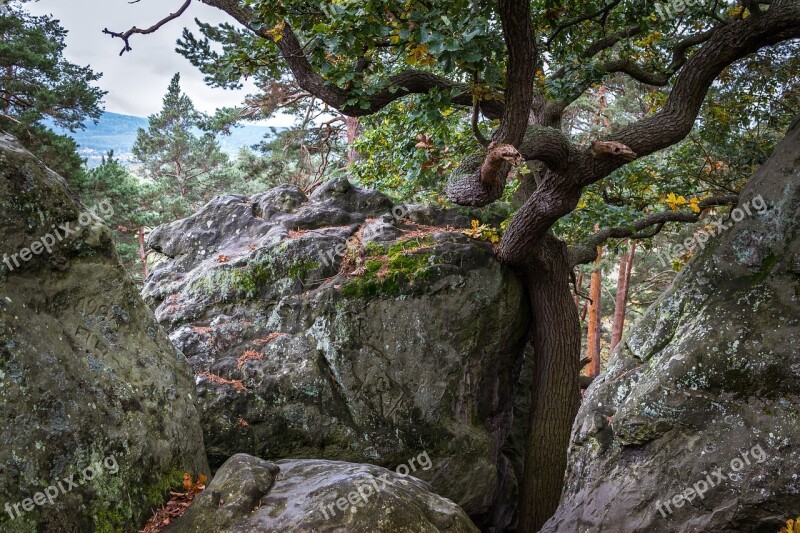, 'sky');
25,0,294,126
